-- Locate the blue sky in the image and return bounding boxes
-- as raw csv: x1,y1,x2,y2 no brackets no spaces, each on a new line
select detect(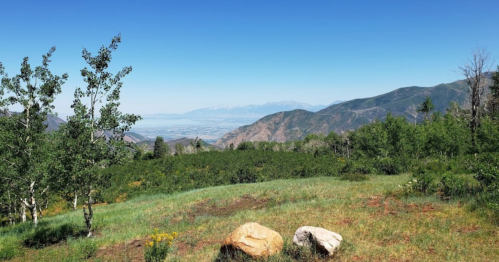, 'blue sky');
1,0,499,118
